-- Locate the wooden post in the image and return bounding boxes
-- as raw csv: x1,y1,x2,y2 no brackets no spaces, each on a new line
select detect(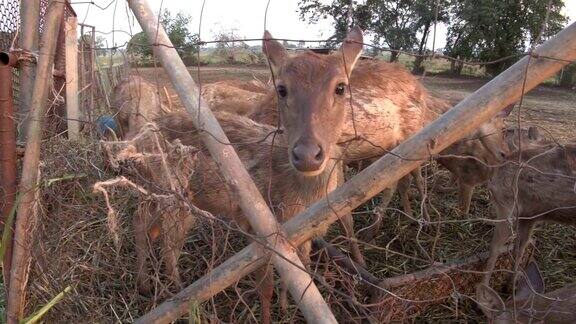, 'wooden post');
17,0,40,142
135,21,576,323
127,0,337,323
64,16,79,140
6,1,65,323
